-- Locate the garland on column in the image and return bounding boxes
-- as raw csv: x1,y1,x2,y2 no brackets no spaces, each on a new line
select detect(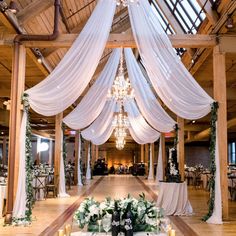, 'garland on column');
62,123,67,179
173,124,179,148
202,101,218,221
22,94,34,222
